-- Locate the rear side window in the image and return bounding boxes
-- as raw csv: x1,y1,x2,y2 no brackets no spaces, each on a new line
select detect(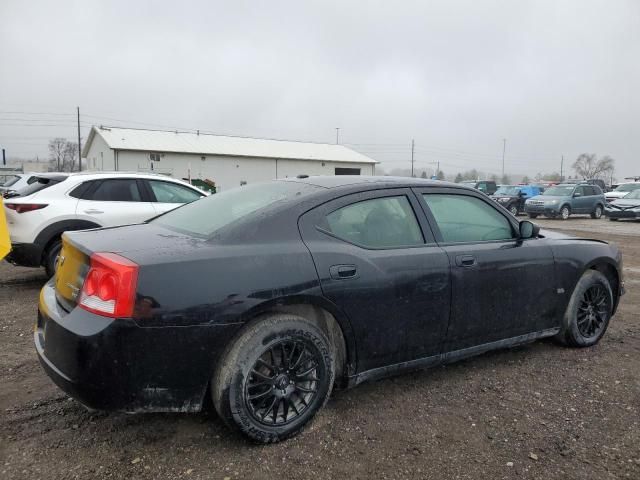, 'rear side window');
423,194,514,243
324,196,424,248
148,180,202,204
88,179,142,202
